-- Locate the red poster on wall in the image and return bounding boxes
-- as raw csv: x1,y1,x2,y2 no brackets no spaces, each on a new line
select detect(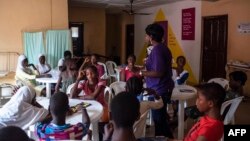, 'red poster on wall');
182,8,195,40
